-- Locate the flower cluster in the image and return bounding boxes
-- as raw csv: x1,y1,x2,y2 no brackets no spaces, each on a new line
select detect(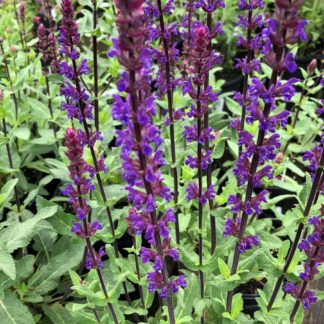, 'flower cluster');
223,218,259,253
262,0,307,73
62,128,104,269
59,0,107,270
144,0,179,98
235,0,264,76
182,24,222,204
224,0,307,254
19,0,25,24
284,216,323,309
37,23,59,73
58,0,106,177
111,0,185,298
303,137,324,193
